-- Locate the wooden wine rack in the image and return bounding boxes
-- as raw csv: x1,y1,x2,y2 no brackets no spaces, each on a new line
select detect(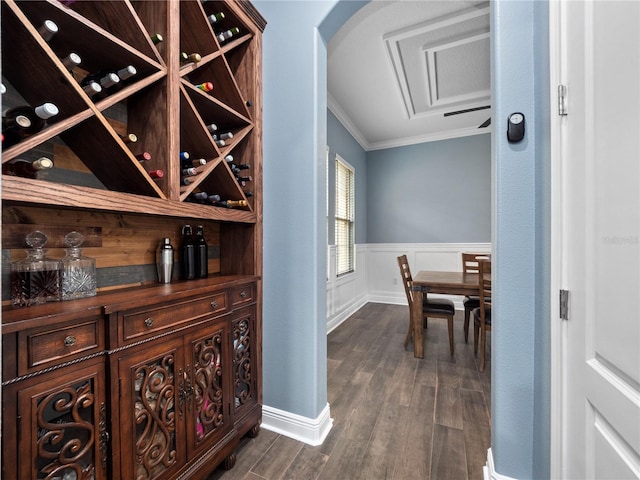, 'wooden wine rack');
1,0,265,221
